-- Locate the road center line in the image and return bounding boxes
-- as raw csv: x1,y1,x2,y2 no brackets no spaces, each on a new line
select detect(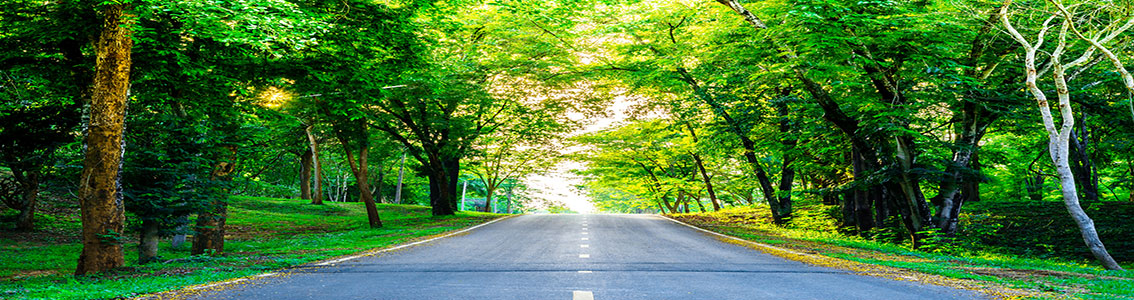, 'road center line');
577,271,592,274
581,237,589,240
582,232,588,235
573,290,594,300
579,254,590,258
581,244,589,248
